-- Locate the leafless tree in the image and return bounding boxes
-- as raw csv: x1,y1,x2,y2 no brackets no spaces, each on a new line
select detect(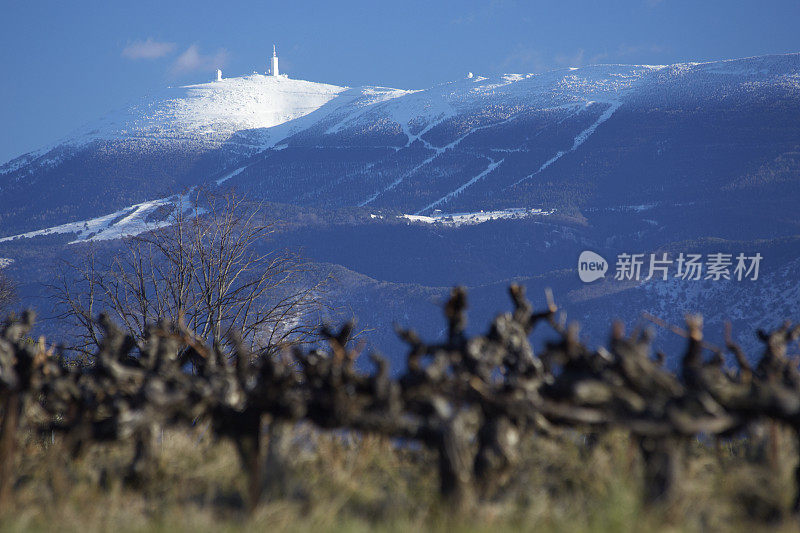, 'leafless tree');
51,190,331,359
